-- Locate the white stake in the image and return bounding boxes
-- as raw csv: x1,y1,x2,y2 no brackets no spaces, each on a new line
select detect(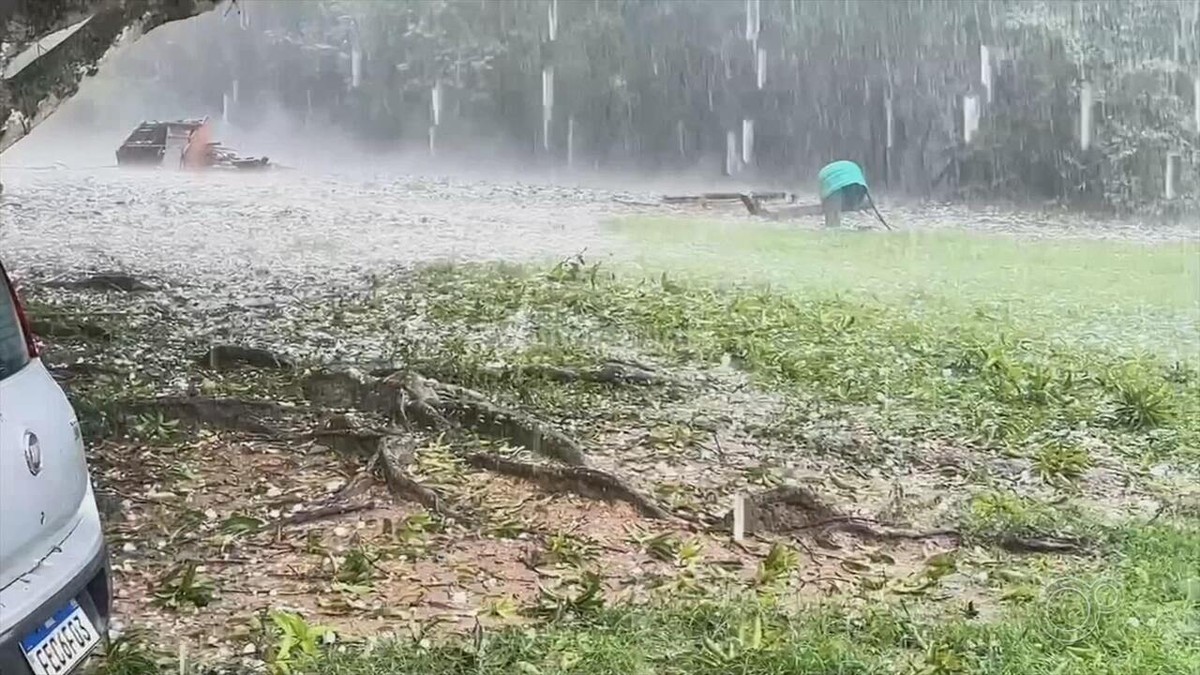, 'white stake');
885,94,894,149
351,43,362,89
962,94,980,144
1166,152,1180,200
980,45,993,103
725,130,737,175
542,67,554,152
1080,80,1093,151
732,494,746,542
431,82,442,127
741,119,755,166
567,116,575,167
